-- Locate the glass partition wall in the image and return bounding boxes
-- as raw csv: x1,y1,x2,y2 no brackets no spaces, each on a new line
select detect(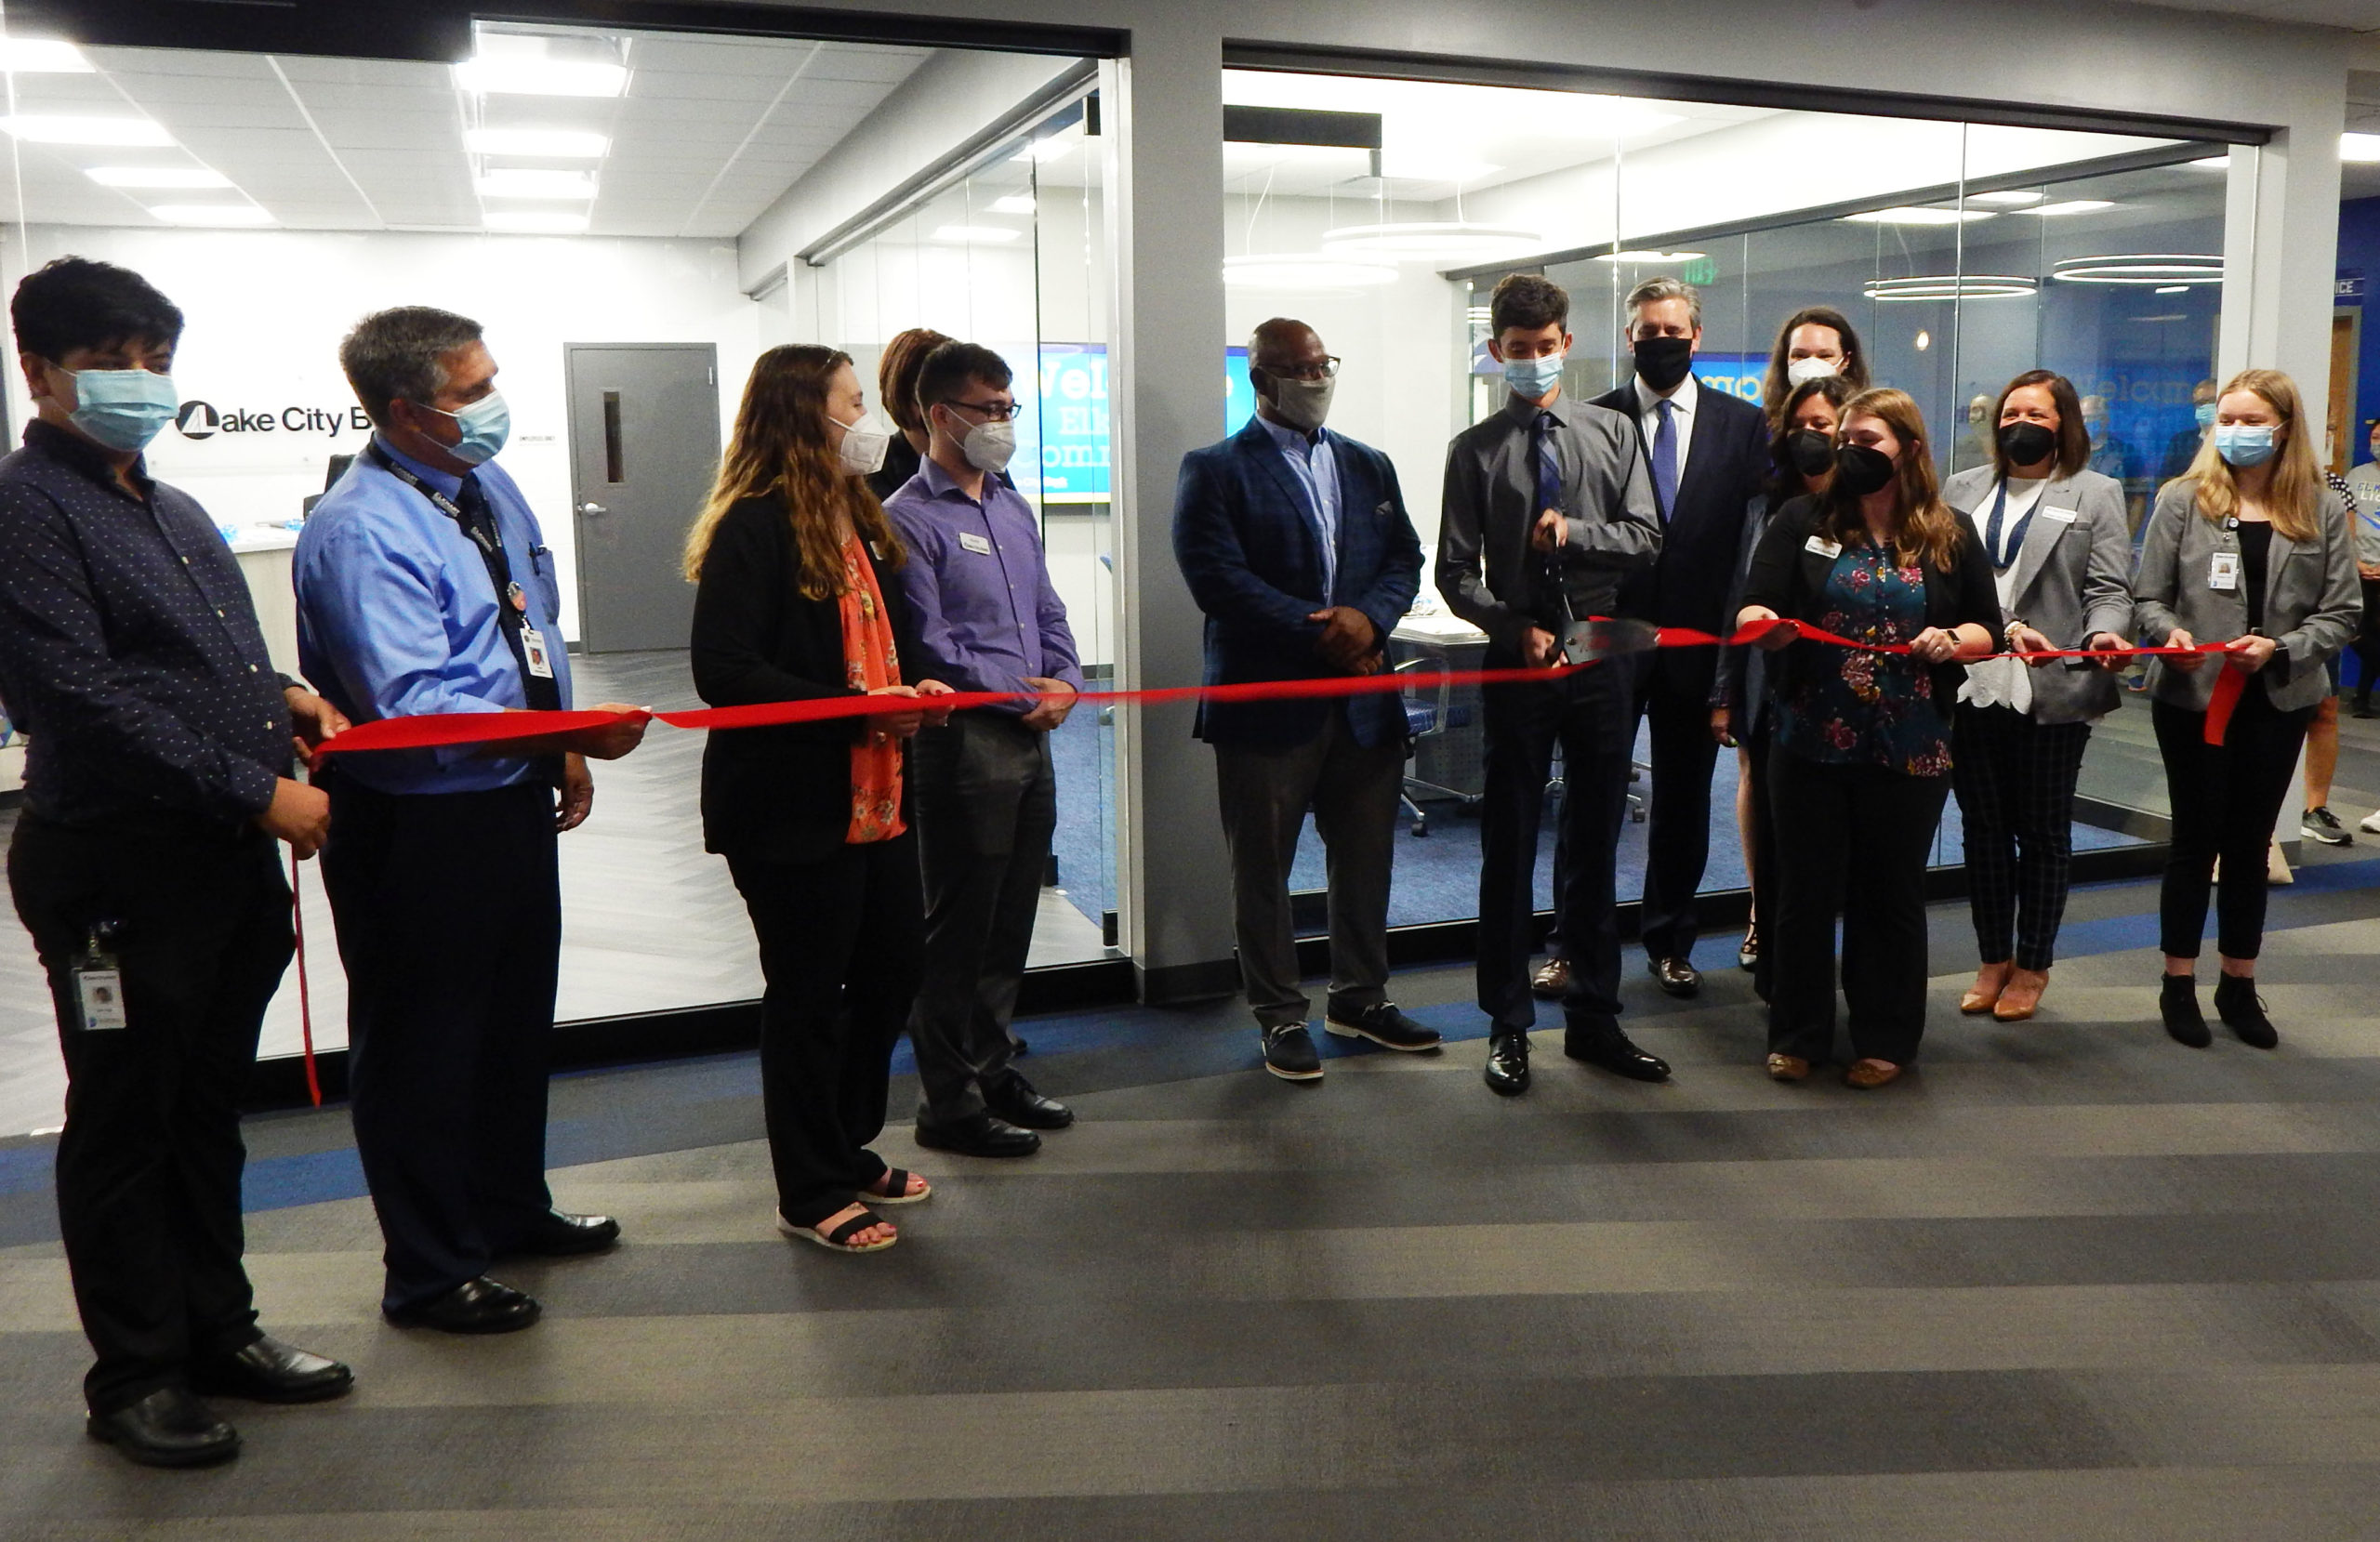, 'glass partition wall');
1222,68,2234,931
